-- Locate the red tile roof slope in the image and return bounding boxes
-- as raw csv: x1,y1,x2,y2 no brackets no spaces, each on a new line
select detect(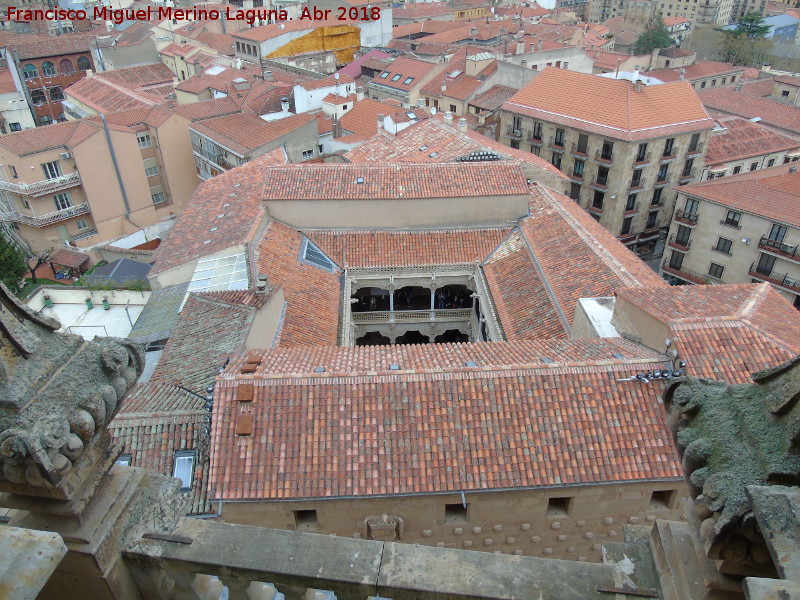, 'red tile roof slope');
173,96,243,121
650,61,742,83
618,283,800,384
699,87,800,134
676,164,800,227
254,221,341,347
338,97,407,140
210,339,681,500
66,75,163,113
4,32,95,59
0,119,103,155
705,117,800,165
371,57,439,92
150,157,270,275
504,67,714,141
260,162,530,200
51,248,89,269
99,62,174,87
469,85,517,110
190,112,315,155
305,226,513,268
